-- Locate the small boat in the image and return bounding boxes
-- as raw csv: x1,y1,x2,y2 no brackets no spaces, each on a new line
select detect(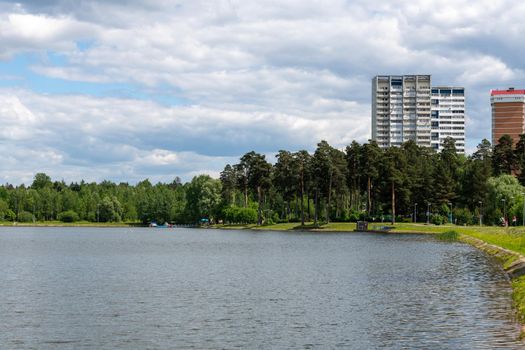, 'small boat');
149,222,173,228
